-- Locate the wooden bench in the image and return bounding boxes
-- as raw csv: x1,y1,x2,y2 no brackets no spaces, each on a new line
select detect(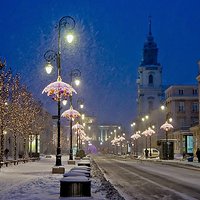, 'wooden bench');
0,161,4,168
4,160,18,166
18,159,29,163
